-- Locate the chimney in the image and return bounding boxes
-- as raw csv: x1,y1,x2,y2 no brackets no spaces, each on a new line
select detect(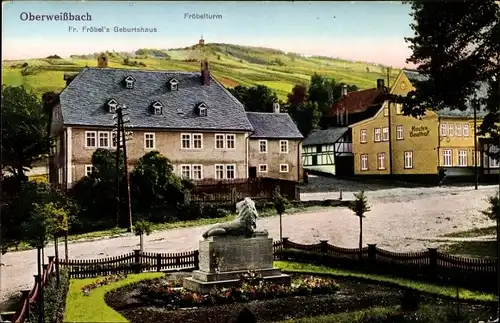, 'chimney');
341,84,348,96
97,53,108,68
273,102,280,113
201,59,210,86
377,78,385,90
